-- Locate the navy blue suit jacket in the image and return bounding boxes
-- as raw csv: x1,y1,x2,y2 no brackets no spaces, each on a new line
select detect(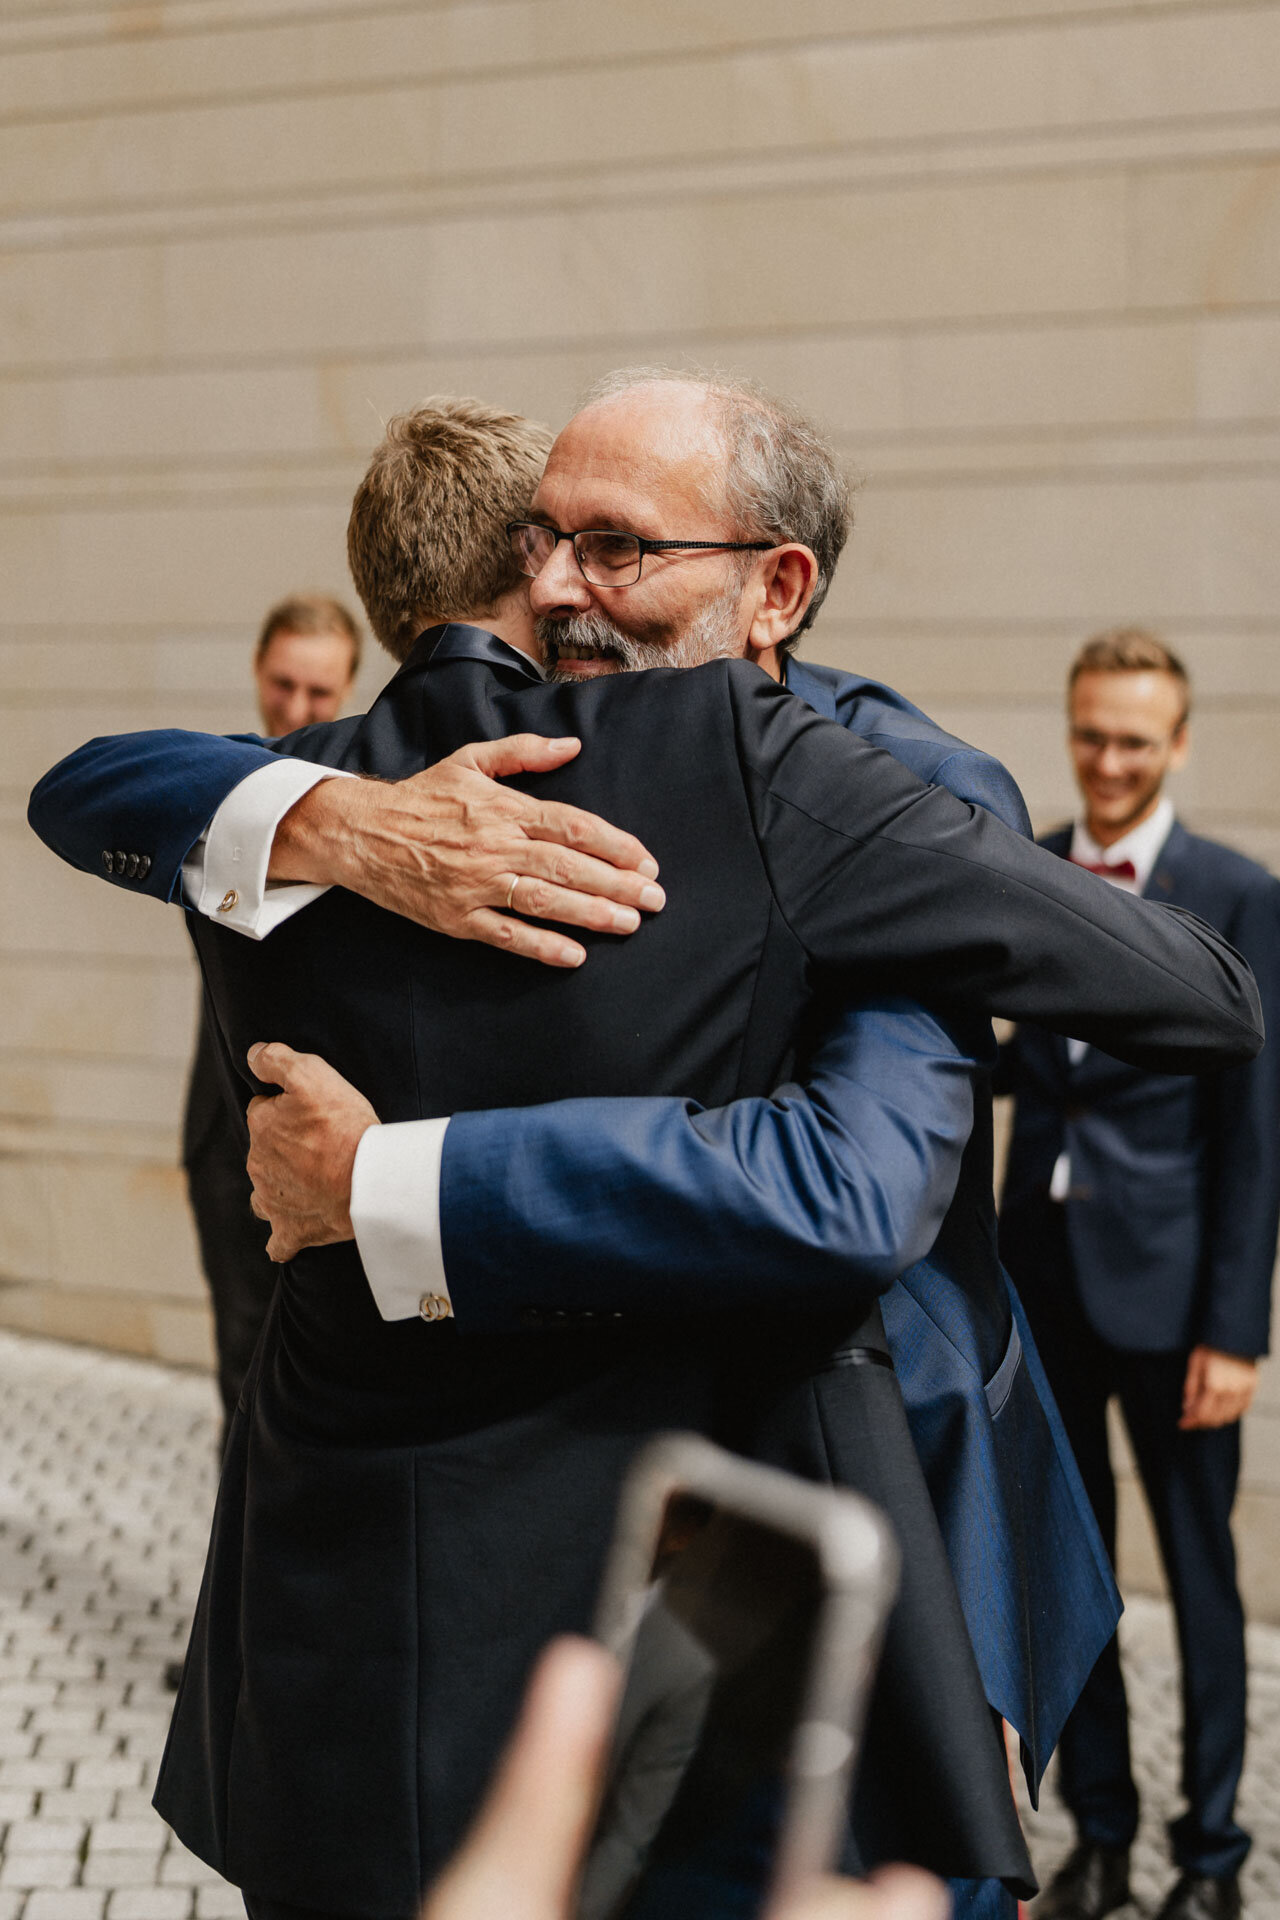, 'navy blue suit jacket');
1001,821,1280,1358
28,642,1122,1787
